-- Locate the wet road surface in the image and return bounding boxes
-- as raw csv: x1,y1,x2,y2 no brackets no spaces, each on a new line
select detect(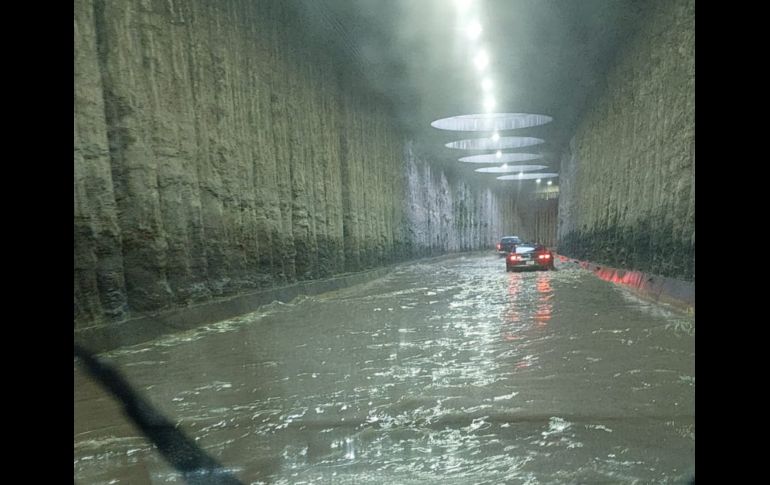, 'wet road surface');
75,254,695,484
